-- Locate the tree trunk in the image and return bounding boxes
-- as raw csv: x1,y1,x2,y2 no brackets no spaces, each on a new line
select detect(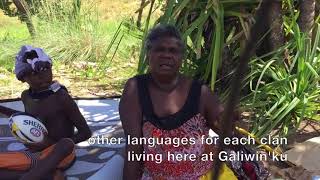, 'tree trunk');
316,0,320,17
256,0,284,55
298,0,315,37
312,0,320,41
137,0,145,29
268,0,284,50
12,0,36,37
